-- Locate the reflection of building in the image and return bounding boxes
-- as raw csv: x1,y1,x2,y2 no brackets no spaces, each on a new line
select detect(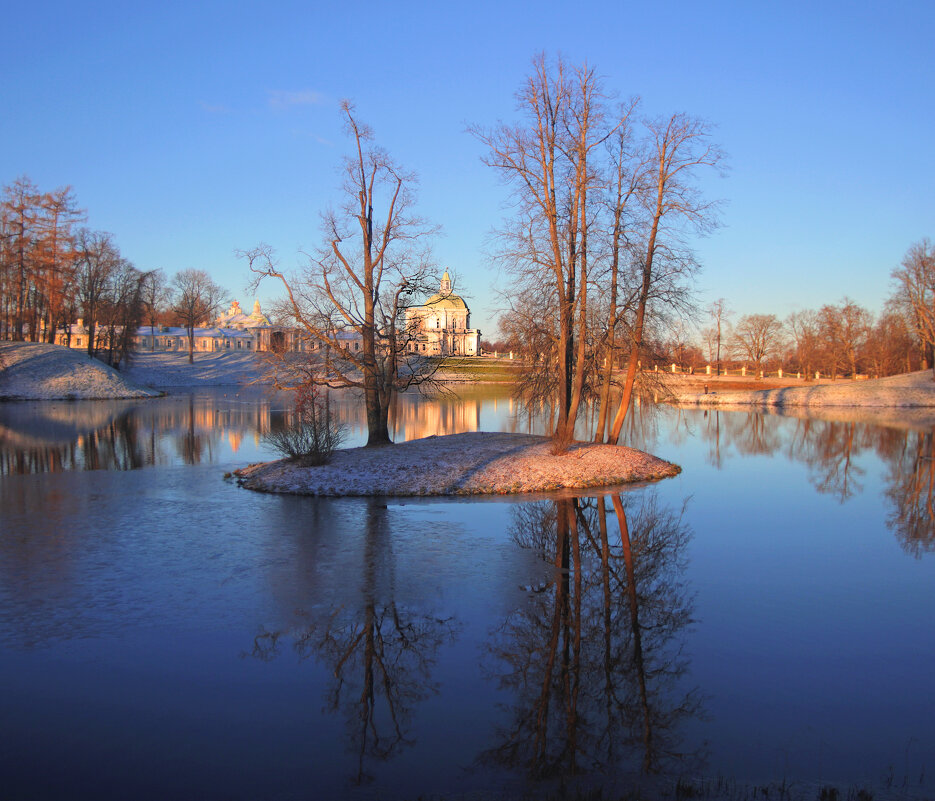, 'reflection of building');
391,395,481,441
405,272,481,356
